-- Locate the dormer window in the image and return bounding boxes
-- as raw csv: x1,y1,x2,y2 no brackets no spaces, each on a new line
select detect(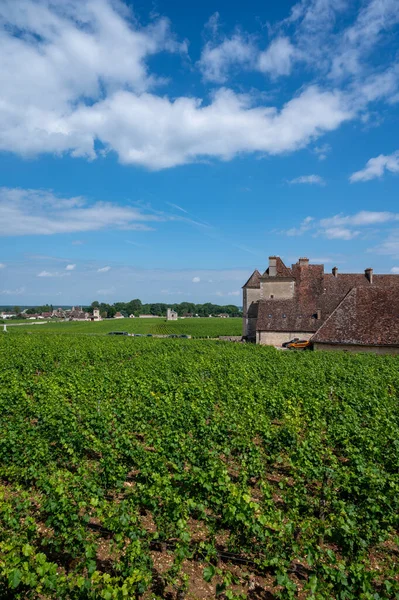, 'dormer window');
282,314,286,318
